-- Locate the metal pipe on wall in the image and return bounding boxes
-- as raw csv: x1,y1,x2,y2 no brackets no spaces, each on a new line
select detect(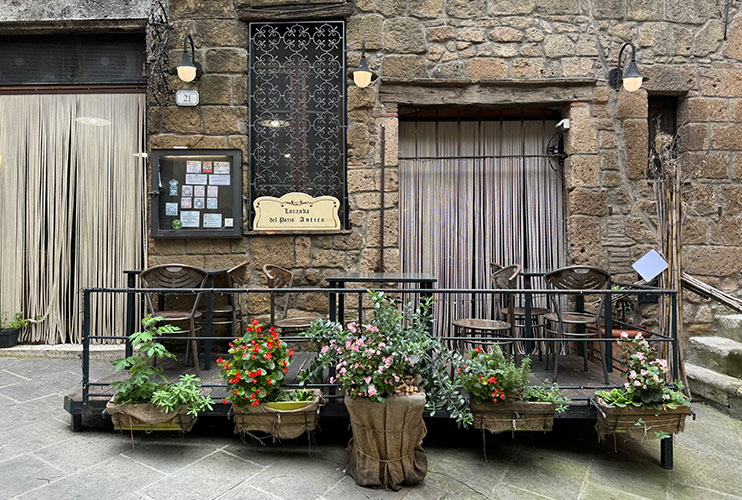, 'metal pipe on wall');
378,123,386,272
